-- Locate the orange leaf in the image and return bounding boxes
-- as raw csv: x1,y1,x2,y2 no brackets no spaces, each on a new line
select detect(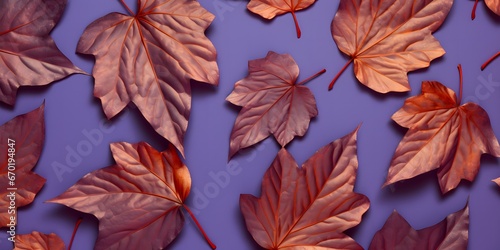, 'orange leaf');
330,0,453,93
240,127,369,249
247,0,316,38
369,203,469,250
0,103,46,226
14,232,65,250
78,0,219,156
384,76,500,193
